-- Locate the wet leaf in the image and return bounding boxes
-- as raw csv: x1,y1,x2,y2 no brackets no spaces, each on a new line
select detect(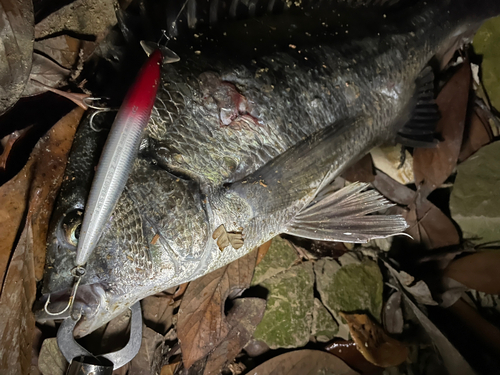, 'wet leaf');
325,340,383,375
35,0,117,40
311,298,339,343
371,145,414,185
340,313,408,368
177,249,257,369
0,0,34,115
128,325,165,375
383,291,403,335
342,153,375,183
37,338,67,375
253,262,314,349
413,63,471,198
372,171,460,249
34,36,82,70
250,349,359,375
142,293,175,335
203,298,266,375
251,236,298,286
450,141,500,243
444,251,500,294
458,107,493,162
474,16,500,111
22,53,70,97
